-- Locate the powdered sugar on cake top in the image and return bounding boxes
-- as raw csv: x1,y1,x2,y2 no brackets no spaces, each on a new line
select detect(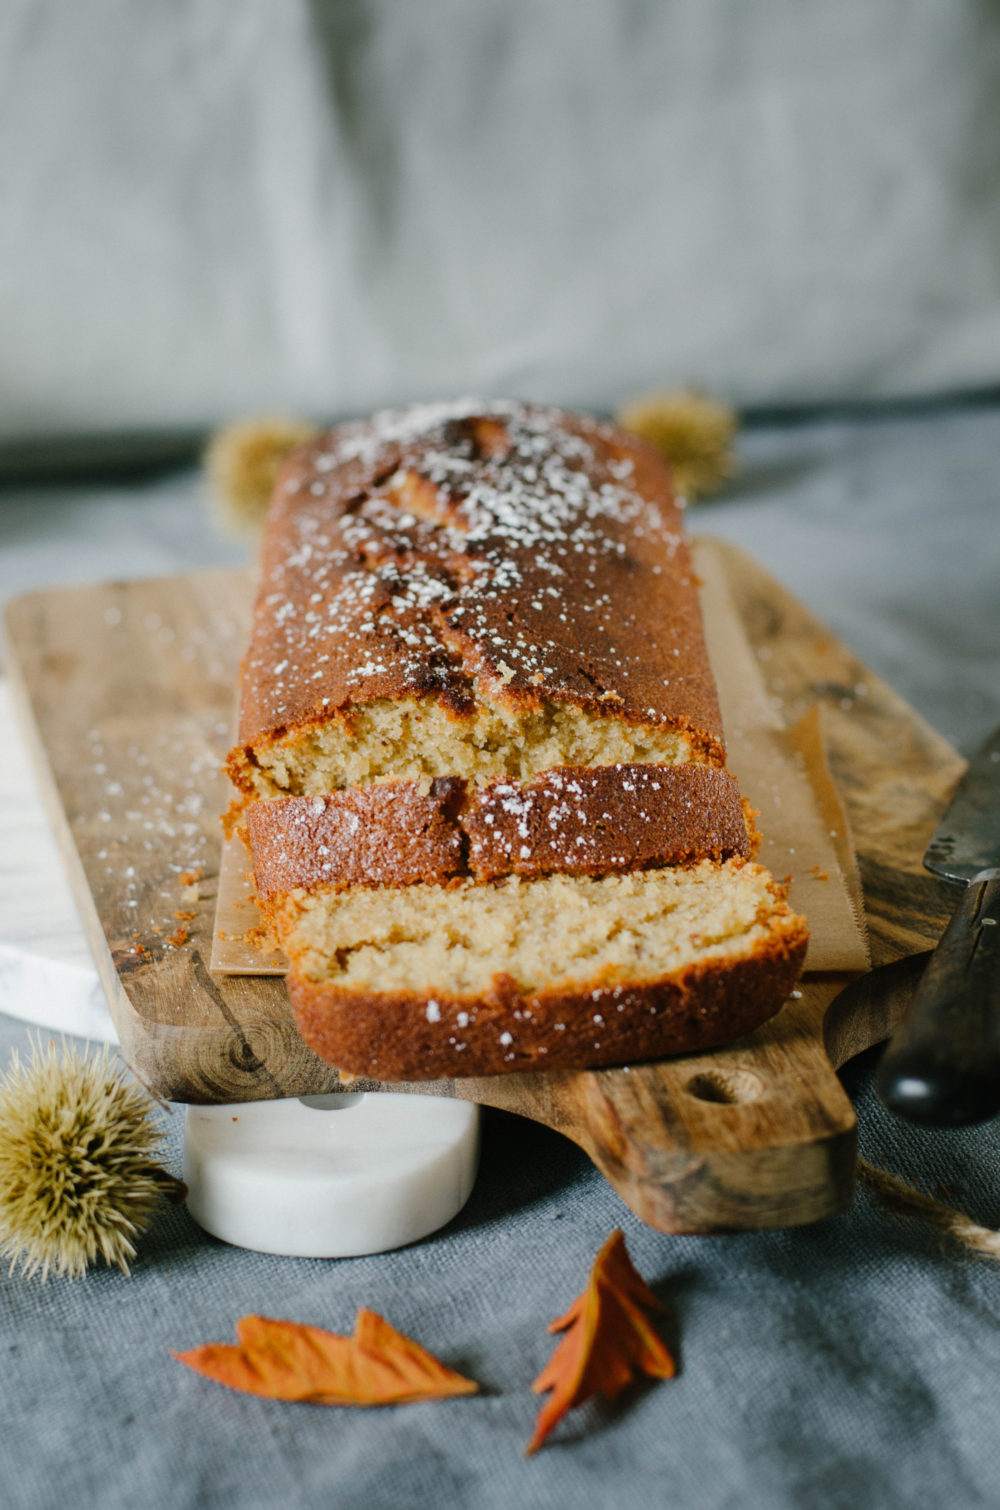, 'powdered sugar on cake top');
238,400,722,747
